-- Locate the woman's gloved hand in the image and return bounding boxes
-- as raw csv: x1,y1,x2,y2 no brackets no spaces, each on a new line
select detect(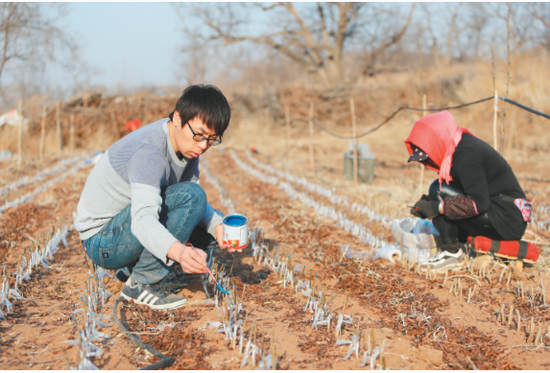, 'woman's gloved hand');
410,199,441,219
